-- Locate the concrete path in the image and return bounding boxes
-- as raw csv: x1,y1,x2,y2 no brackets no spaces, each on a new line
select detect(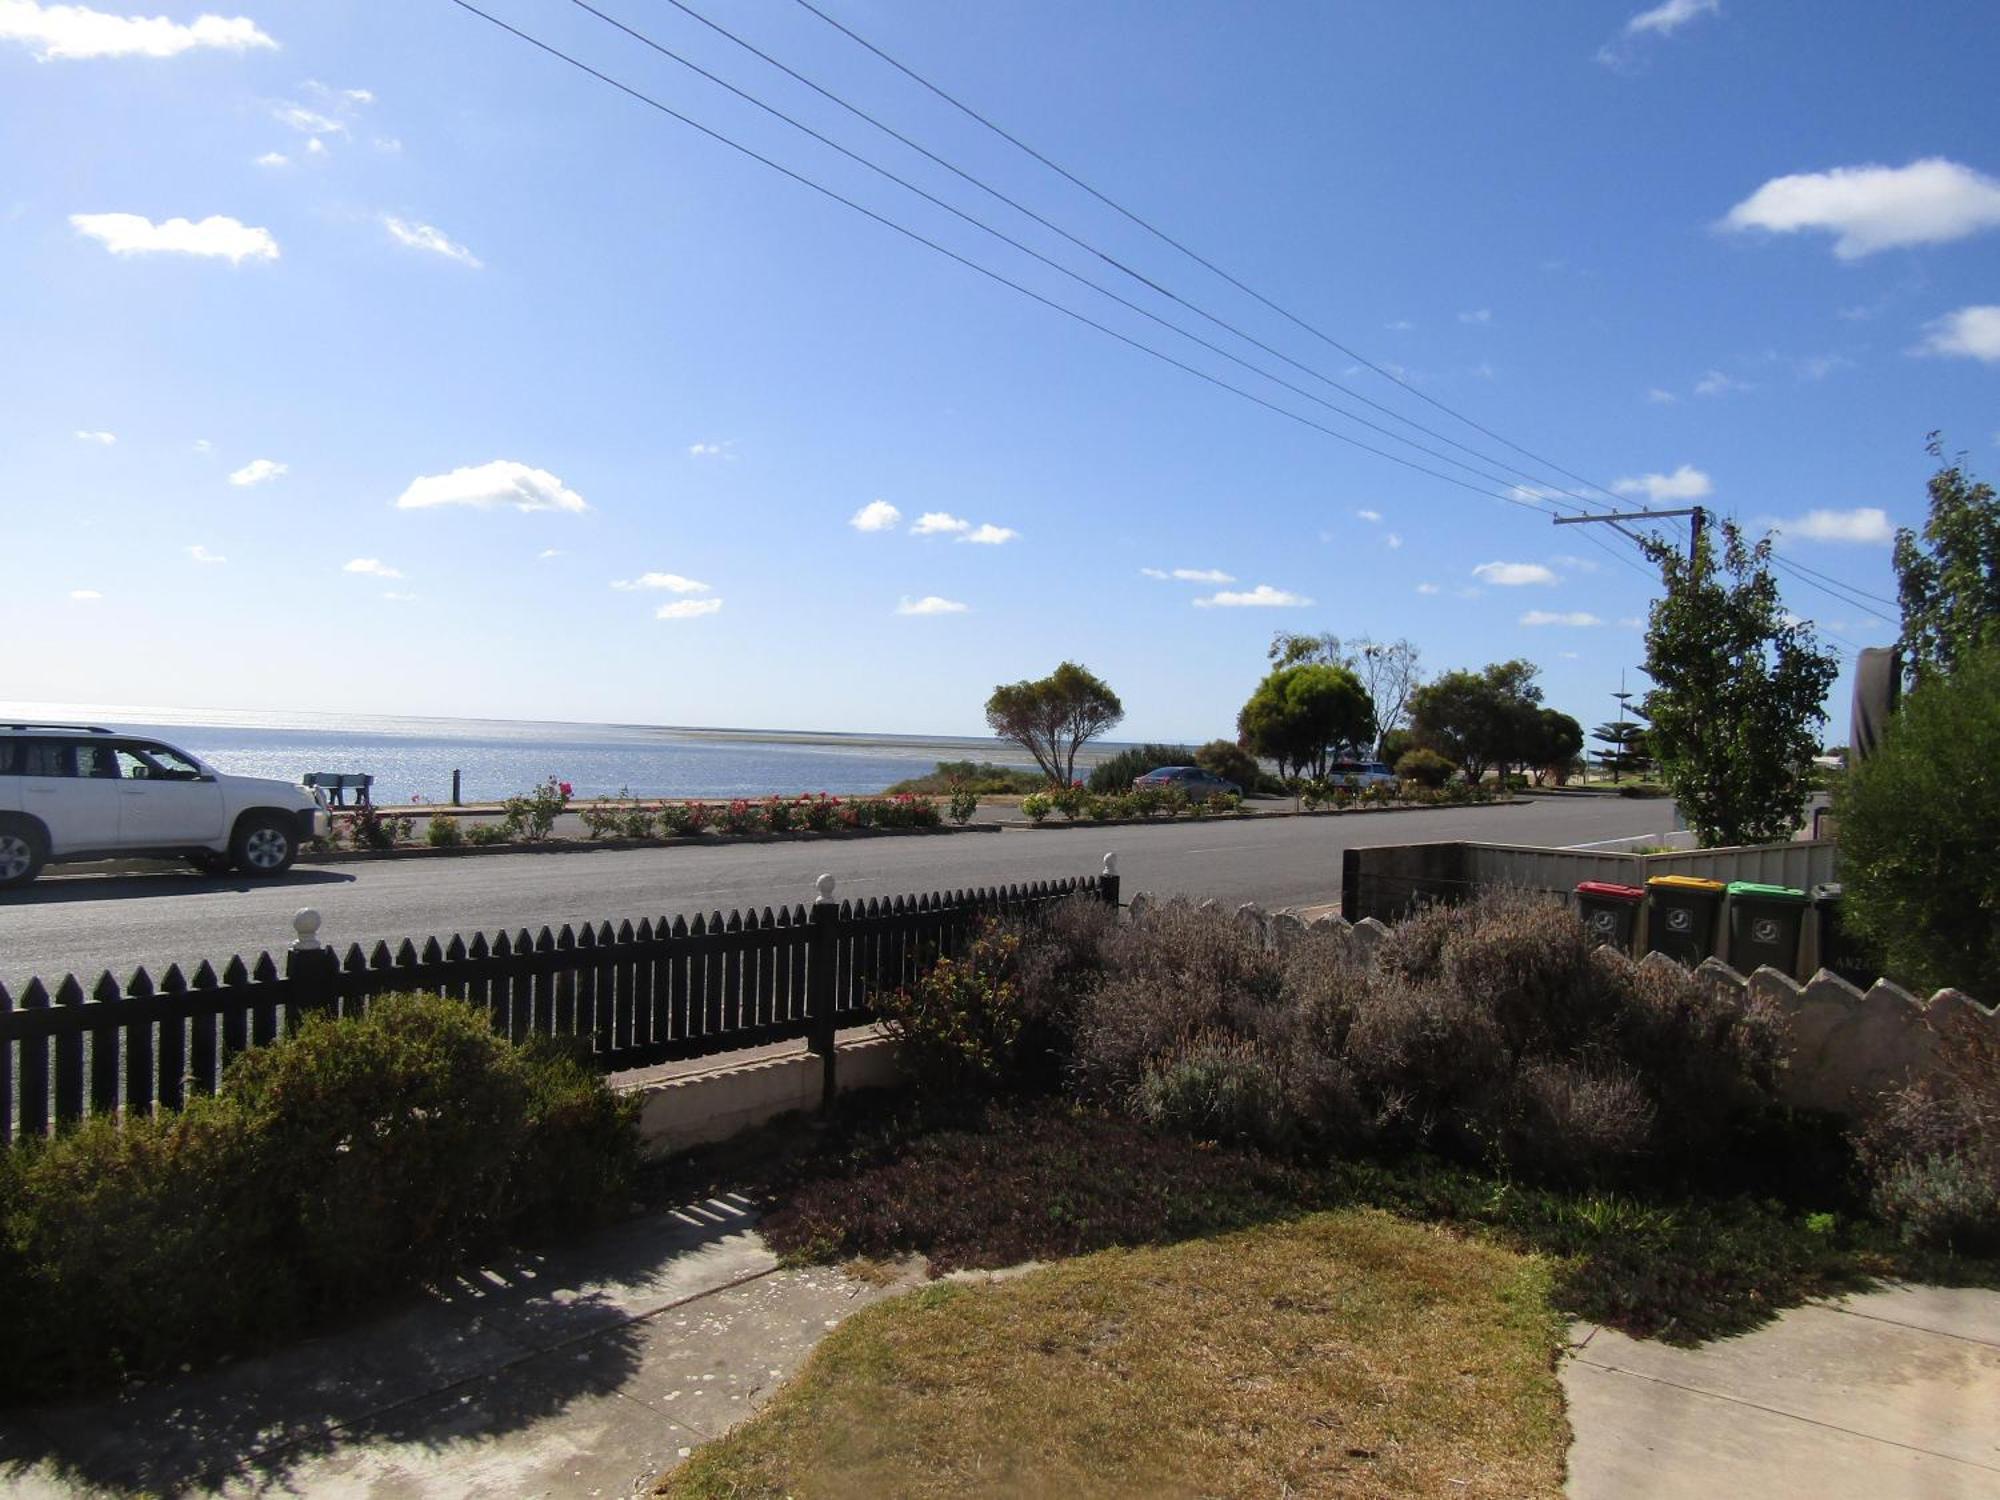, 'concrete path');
1563,1284,2000,1498
0,1199,909,1498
